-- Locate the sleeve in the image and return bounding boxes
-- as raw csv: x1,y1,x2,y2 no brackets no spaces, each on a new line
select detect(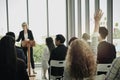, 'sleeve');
106,58,120,80
16,31,22,42
112,45,116,58
21,49,26,63
29,30,34,40
91,32,99,55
